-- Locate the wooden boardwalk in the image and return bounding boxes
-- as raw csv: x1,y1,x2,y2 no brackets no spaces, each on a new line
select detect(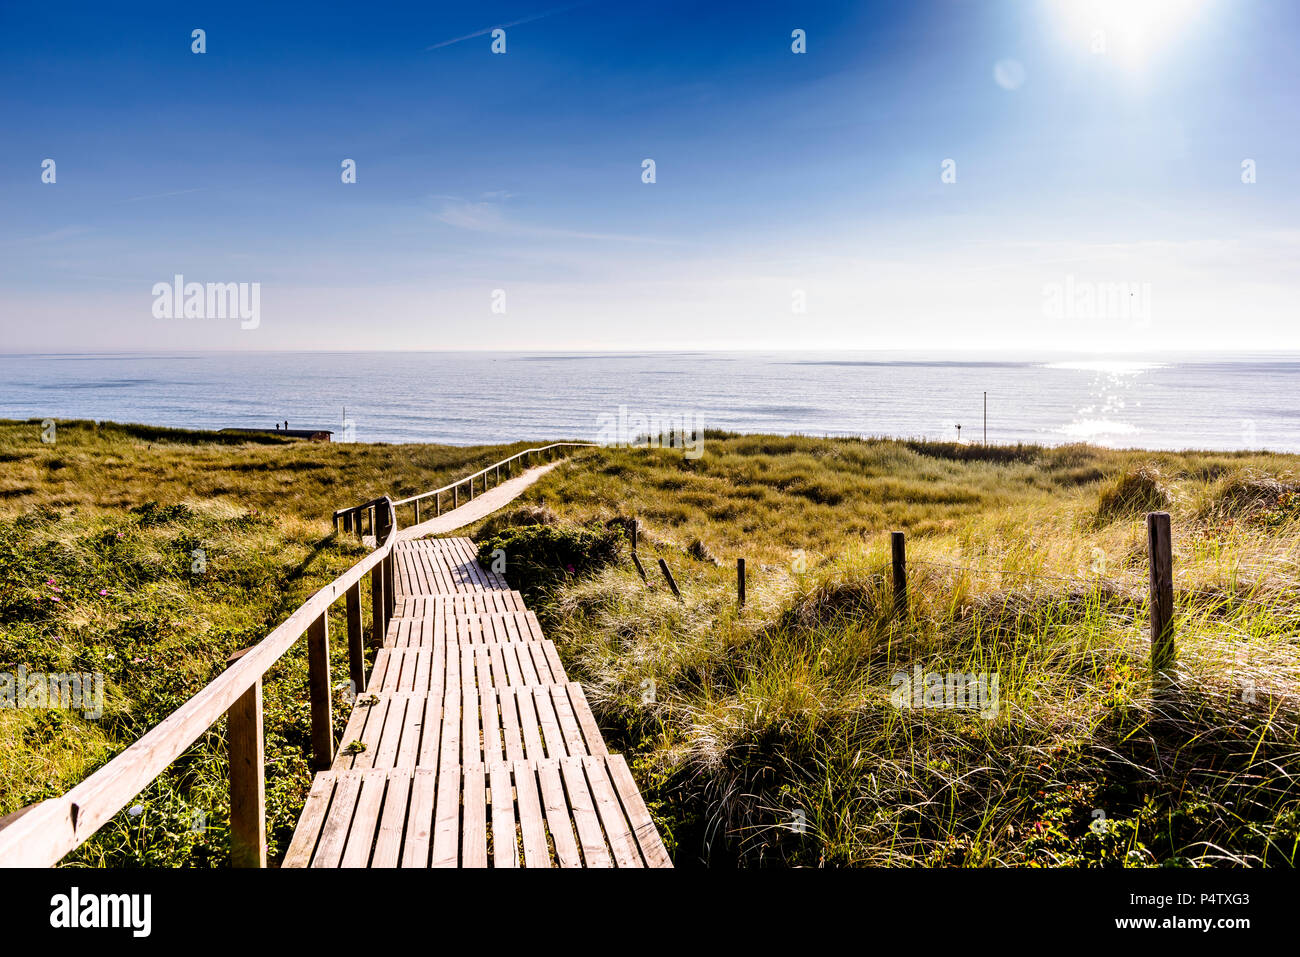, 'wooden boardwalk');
284,537,672,868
